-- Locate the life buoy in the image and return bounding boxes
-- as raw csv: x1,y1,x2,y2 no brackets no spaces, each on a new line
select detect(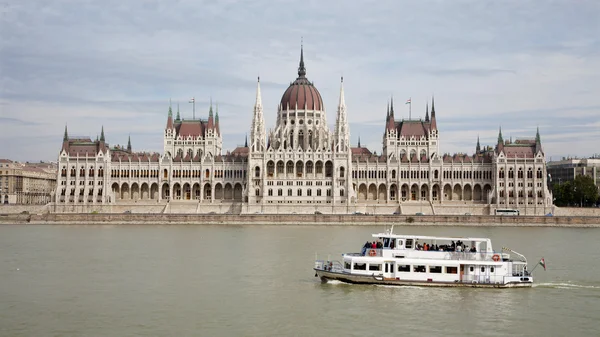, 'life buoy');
492,254,500,262
369,249,377,256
